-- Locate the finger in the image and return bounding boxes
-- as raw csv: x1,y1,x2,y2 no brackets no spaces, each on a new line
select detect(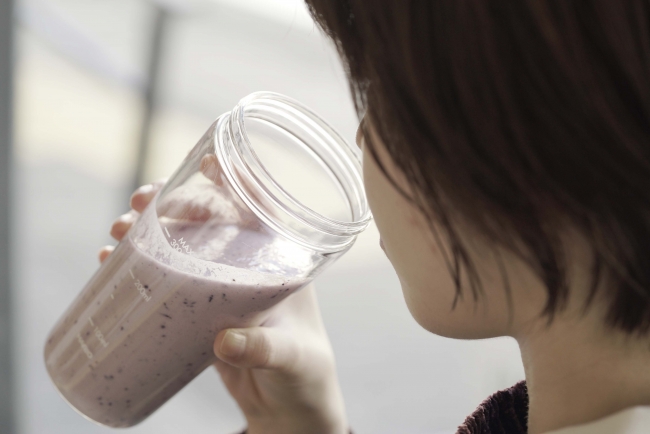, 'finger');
200,154,224,186
212,359,262,416
214,327,300,373
156,183,241,223
130,179,167,213
157,197,214,222
98,245,114,263
110,211,138,241
213,358,243,391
